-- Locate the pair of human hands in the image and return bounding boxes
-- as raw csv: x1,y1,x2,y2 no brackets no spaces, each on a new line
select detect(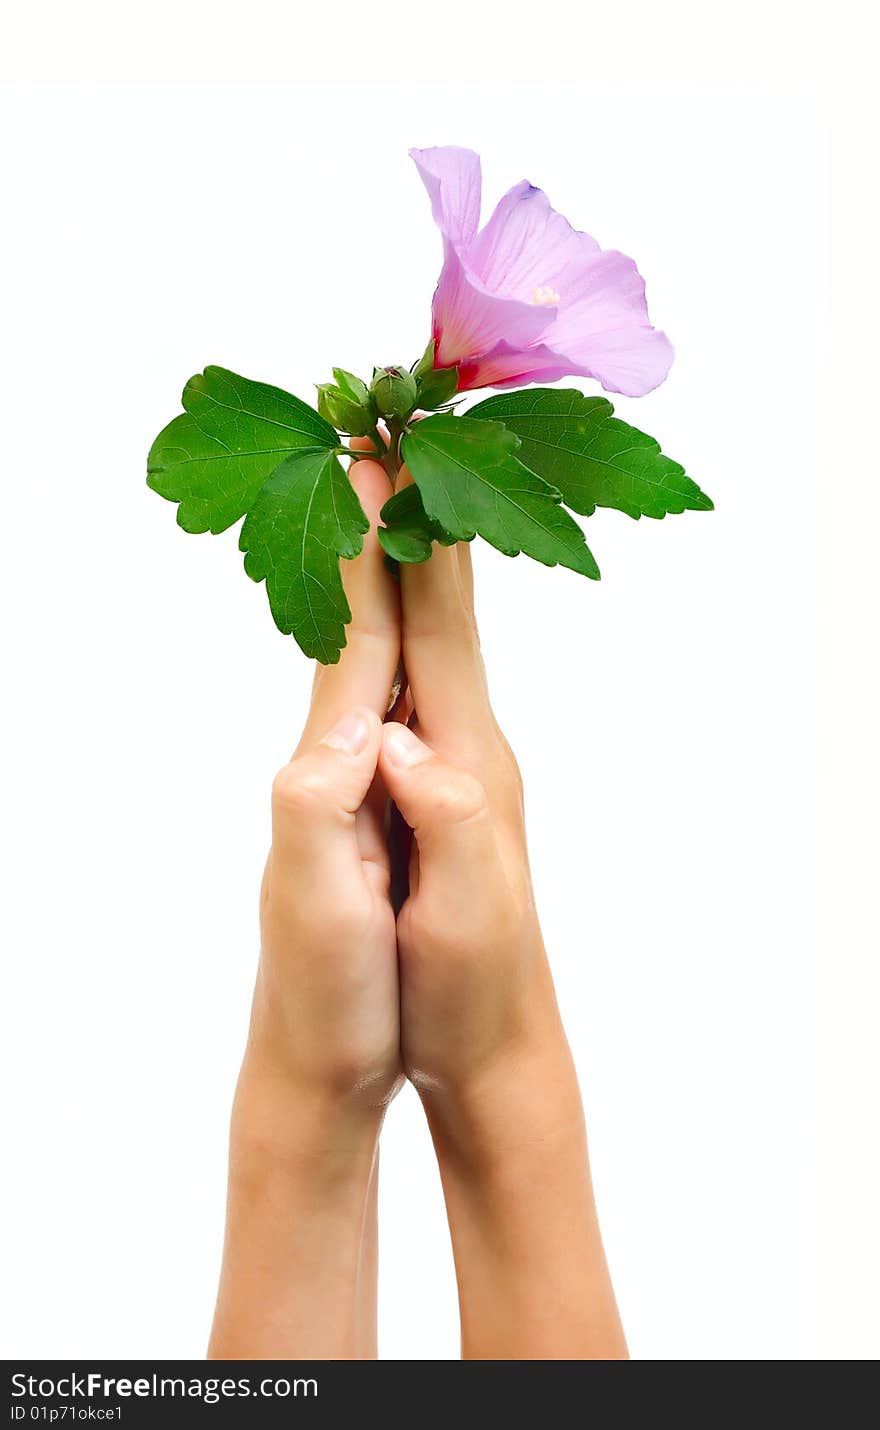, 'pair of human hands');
213,452,626,1361
245,452,562,1125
